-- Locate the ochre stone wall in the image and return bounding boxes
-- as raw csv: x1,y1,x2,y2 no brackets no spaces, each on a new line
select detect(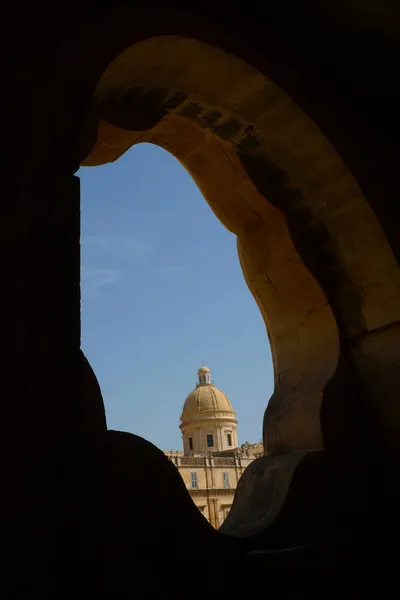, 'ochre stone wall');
165,453,255,528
